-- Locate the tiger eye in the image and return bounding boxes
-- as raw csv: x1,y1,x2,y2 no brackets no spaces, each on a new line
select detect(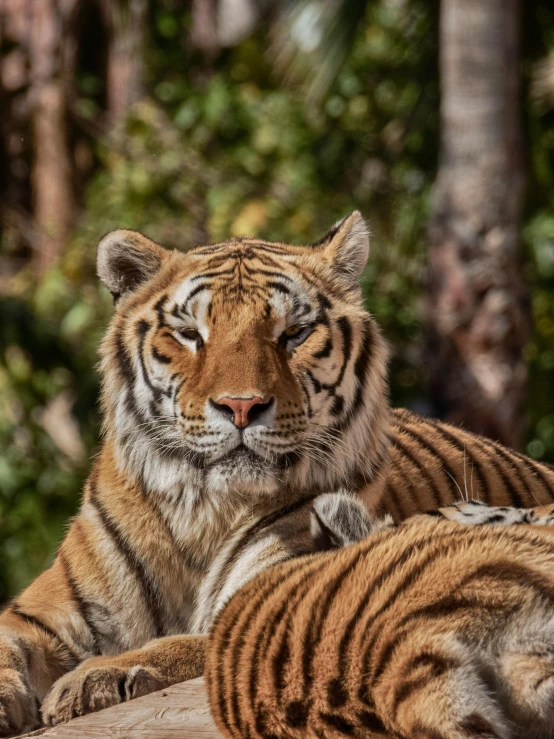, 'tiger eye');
284,325,303,338
180,327,200,341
